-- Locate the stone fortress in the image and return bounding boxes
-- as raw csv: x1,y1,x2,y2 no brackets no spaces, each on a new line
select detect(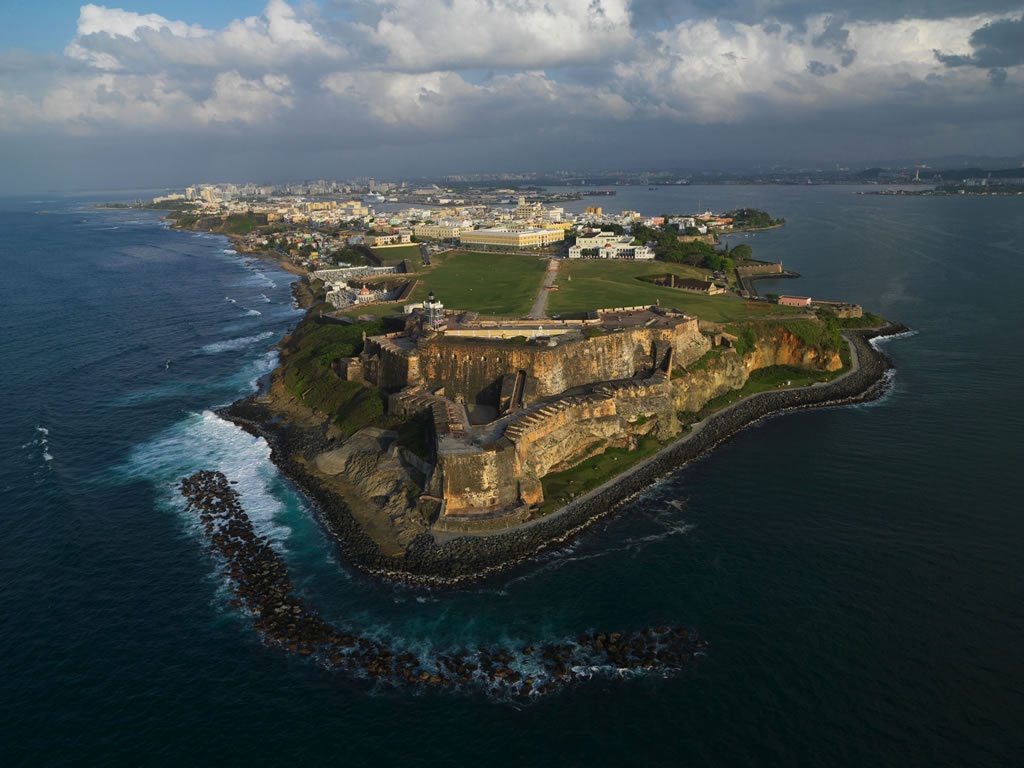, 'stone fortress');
337,295,714,529
331,288,844,531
